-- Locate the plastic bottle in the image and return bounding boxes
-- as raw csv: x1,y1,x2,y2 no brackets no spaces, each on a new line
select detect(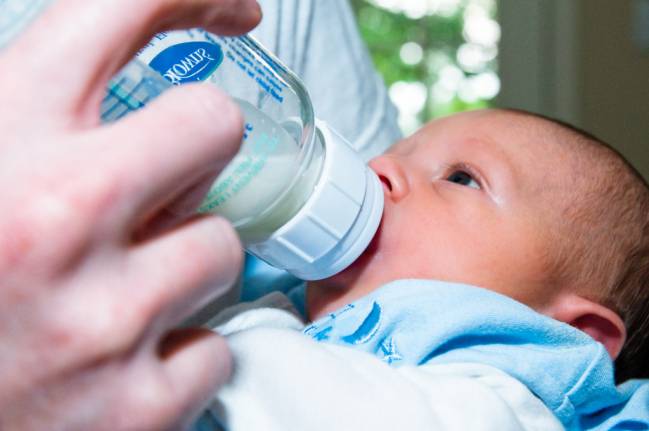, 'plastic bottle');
0,4,384,281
